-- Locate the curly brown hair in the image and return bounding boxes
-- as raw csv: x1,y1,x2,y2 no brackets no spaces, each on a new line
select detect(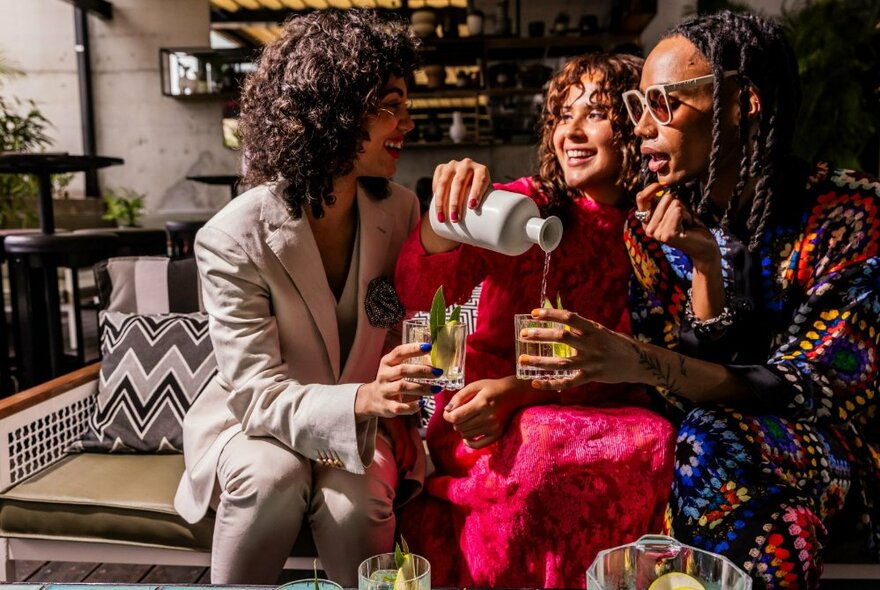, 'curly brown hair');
533,53,643,223
238,9,420,219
